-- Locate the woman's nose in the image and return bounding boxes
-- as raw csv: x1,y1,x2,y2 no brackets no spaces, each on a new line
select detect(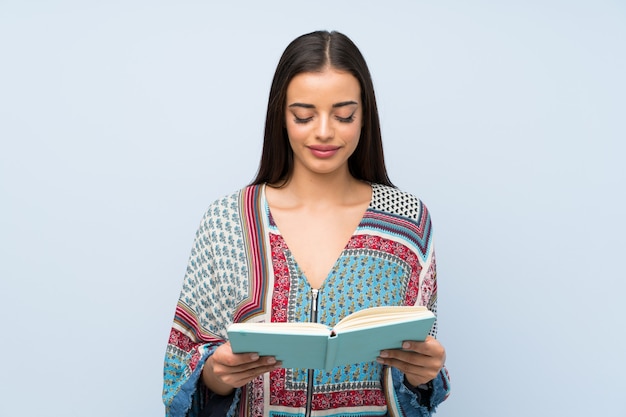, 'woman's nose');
315,116,334,141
